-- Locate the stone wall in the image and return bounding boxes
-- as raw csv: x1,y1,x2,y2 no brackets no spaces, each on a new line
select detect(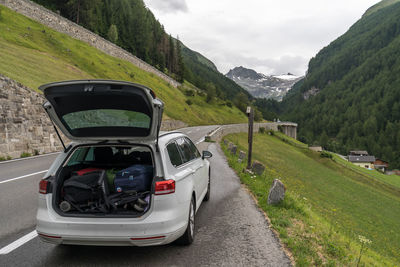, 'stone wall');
0,75,64,158
0,0,180,88
0,74,186,159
